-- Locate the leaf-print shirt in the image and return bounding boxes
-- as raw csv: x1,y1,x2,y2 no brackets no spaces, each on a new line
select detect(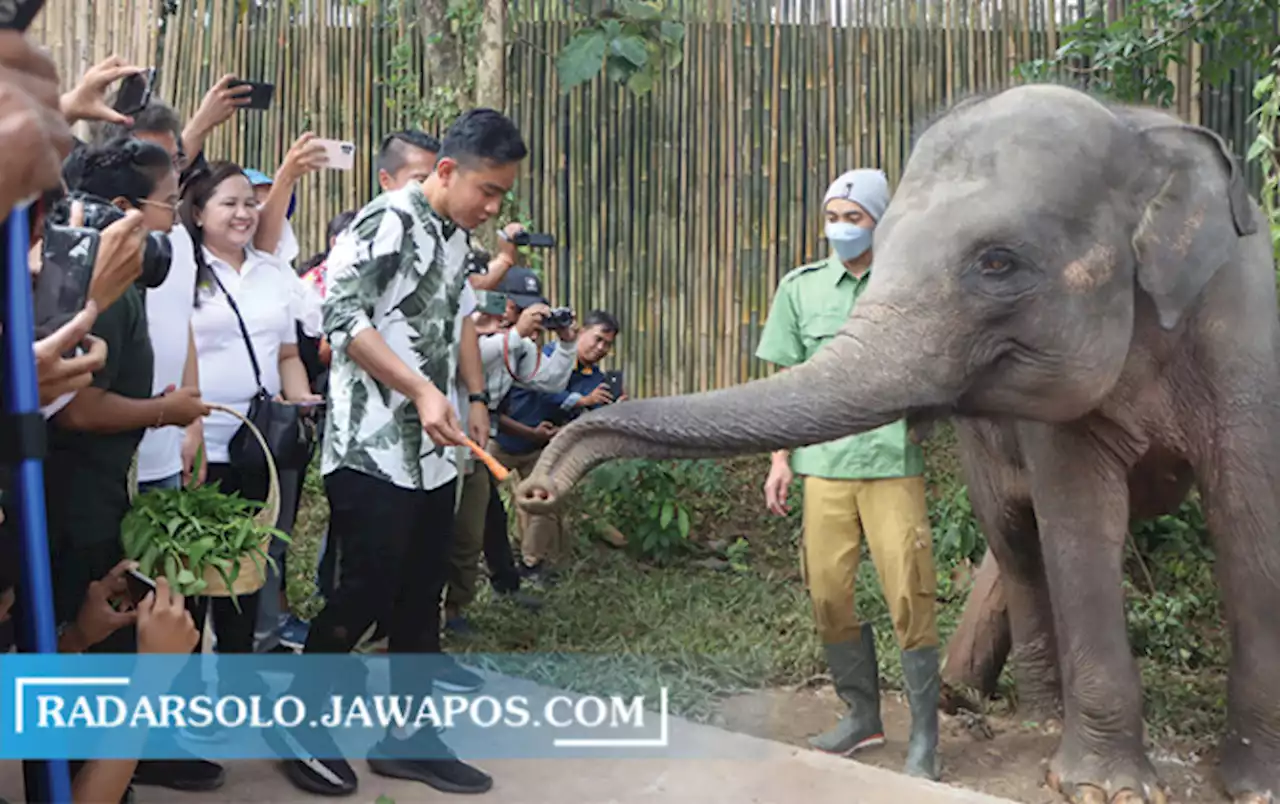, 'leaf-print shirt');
320,182,470,491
